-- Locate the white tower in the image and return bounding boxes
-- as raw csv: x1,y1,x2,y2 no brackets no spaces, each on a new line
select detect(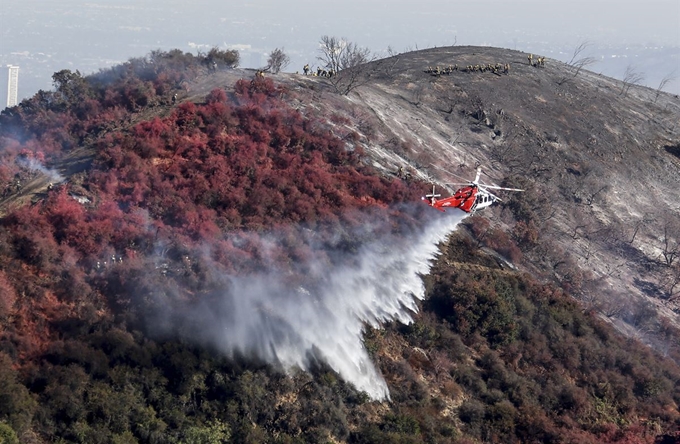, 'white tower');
7,65,19,107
